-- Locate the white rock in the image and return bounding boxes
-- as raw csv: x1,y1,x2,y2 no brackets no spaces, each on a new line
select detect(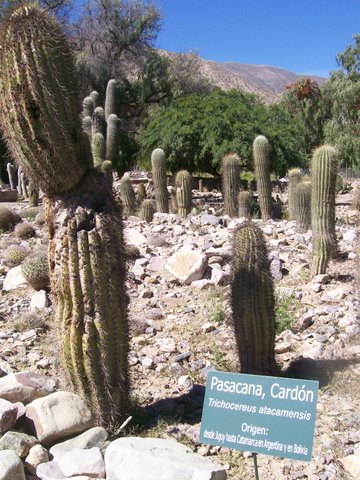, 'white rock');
49,427,108,460
165,250,208,284
25,444,49,475
342,228,357,243
58,447,105,478
0,450,25,480
105,437,227,480
0,371,56,404
340,452,360,478
30,290,49,311
191,279,212,289
210,268,230,286
178,375,193,389
25,391,93,445
0,398,18,433
3,265,27,291
124,228,147,247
